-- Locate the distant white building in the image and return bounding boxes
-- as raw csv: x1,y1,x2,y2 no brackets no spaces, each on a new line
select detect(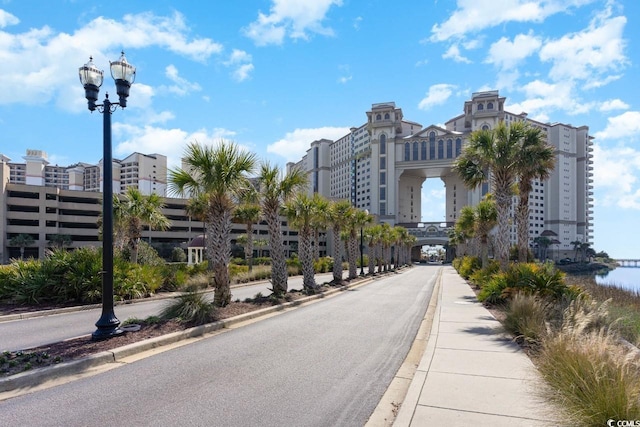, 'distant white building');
1,149,167,196
288,90,594,255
